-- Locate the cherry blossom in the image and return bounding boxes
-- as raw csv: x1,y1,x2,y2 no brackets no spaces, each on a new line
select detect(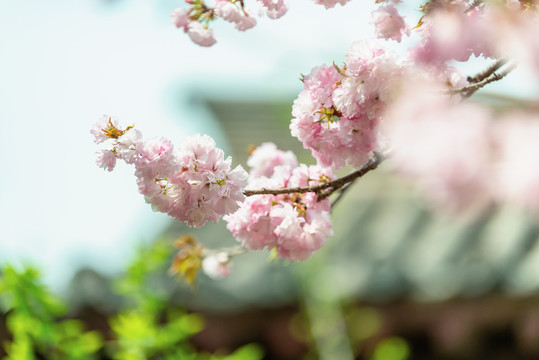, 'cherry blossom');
313,0,351,9
214,0,257,31
372,5,410,42
92,117,248,227
258,0,288,19
225,146,334,261
495,116,539,214
489,5,539,78
382,83,494,212
90,115,120,144
91,116,142,169
171,8,189,29
413,0,495,64
247,142,298,179
202,252,232,279
95,149,116,172
187,21,217,47
291,40,407,170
